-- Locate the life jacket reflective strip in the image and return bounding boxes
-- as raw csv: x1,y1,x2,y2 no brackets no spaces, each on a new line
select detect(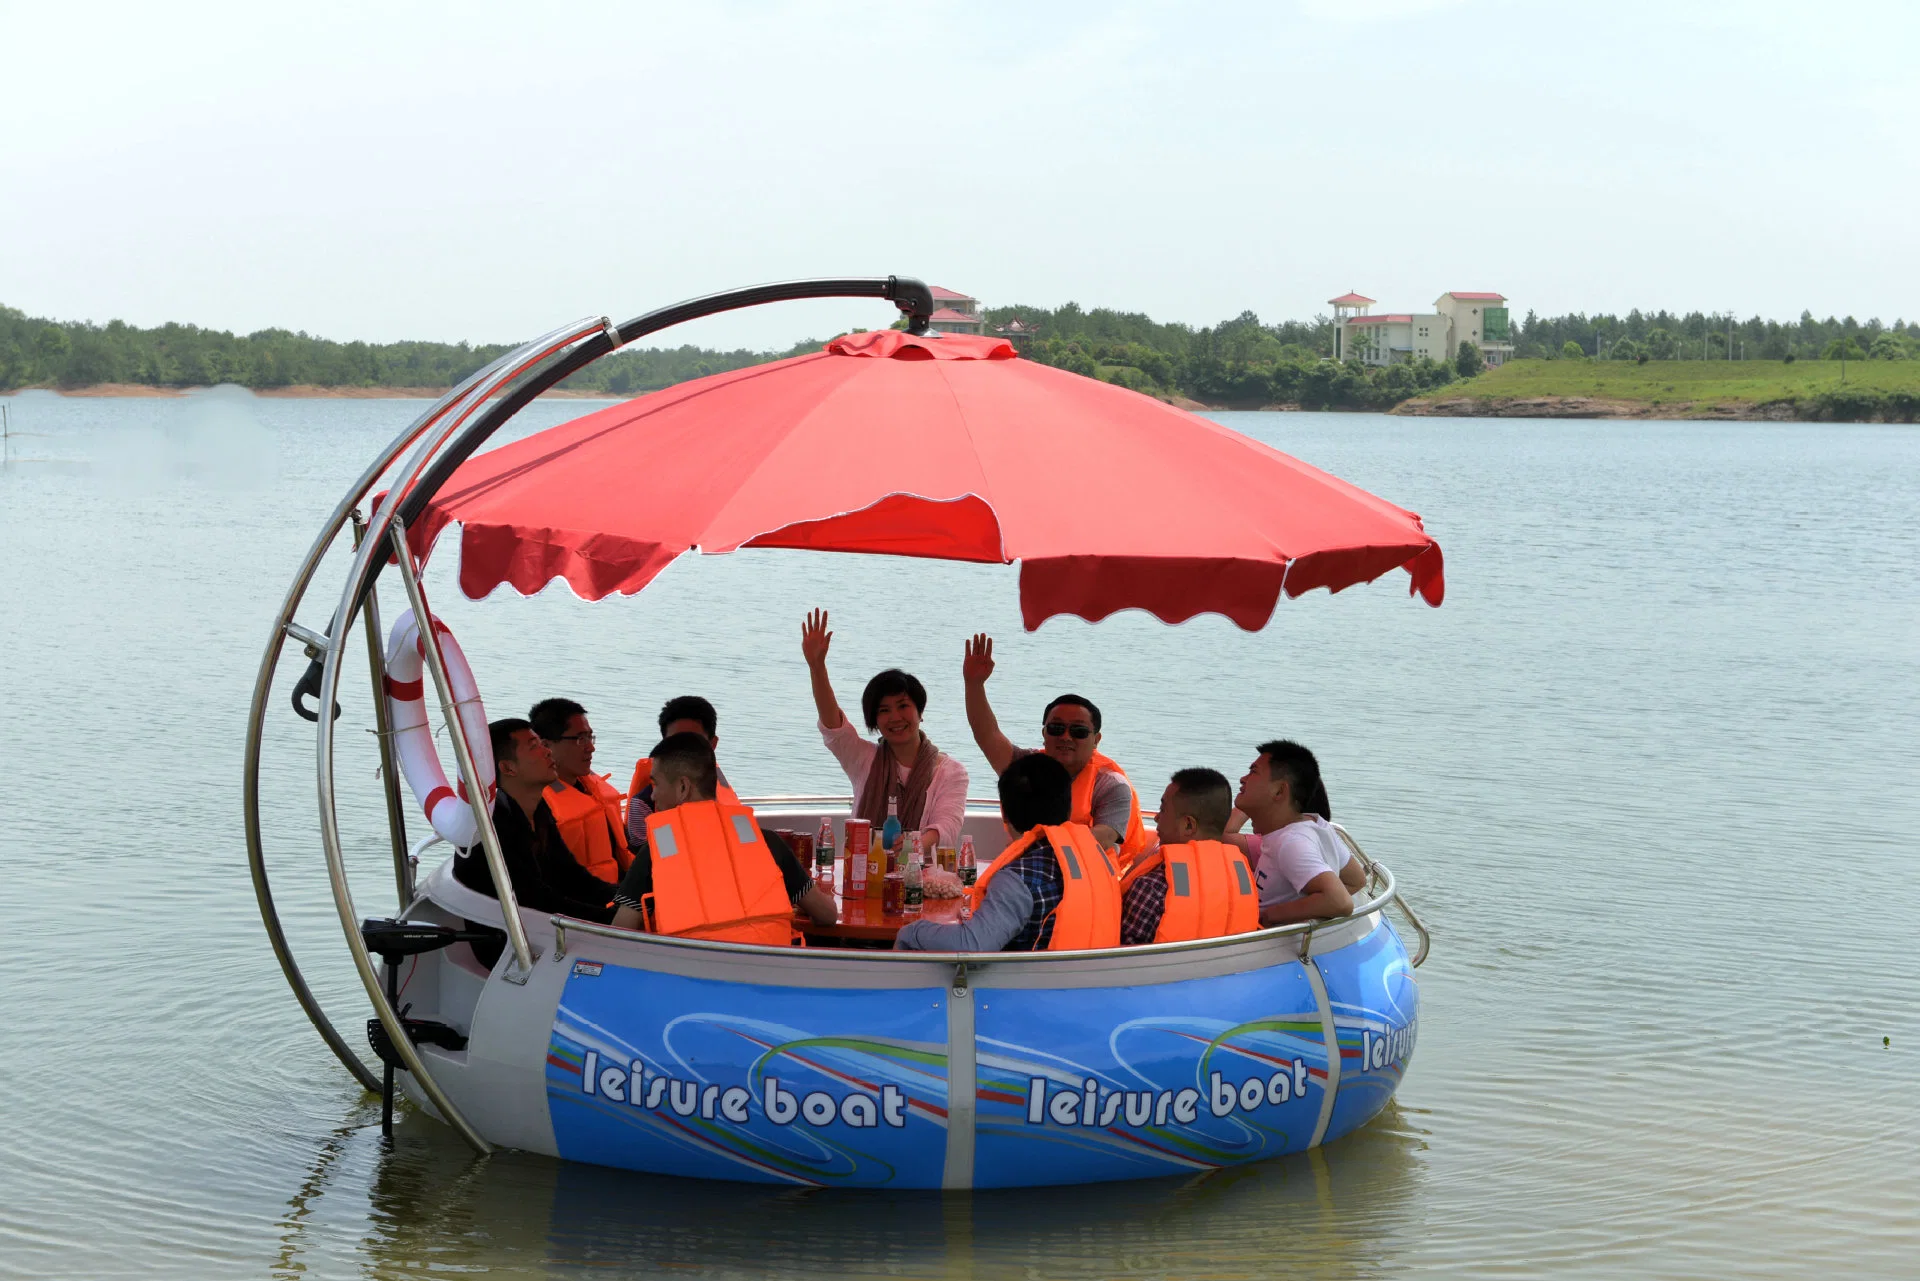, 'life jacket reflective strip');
643,799,794,946
628,758,741,808
1120,841,1259,944
1070,751,1151,869
545,774,630,882
966,822,1122,951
